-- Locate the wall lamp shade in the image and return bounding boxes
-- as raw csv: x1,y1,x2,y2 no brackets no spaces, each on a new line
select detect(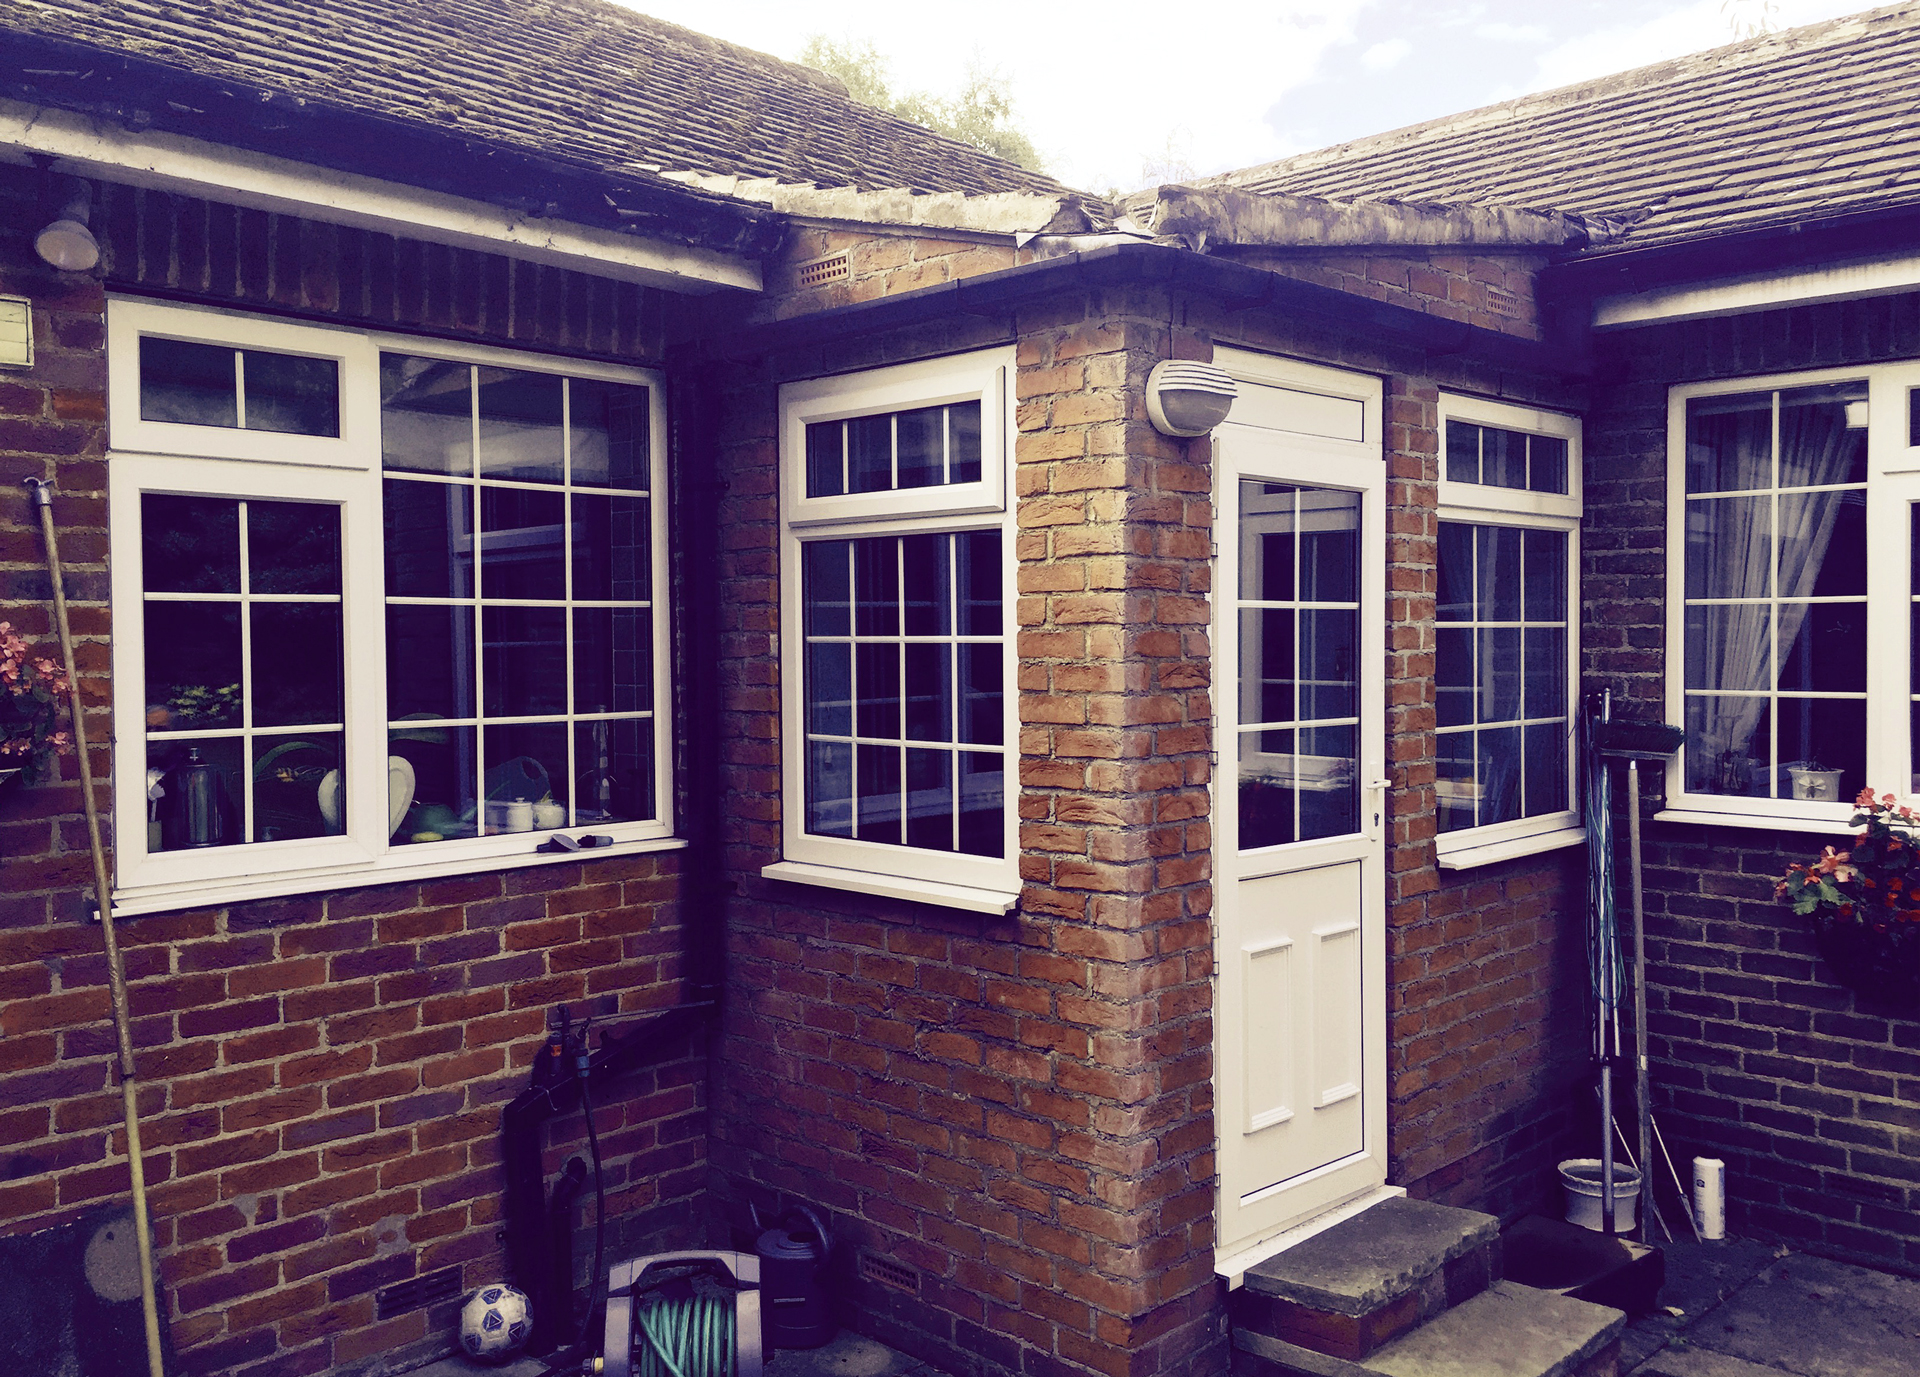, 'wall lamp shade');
1145,360,1237,437
35,219,99,272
